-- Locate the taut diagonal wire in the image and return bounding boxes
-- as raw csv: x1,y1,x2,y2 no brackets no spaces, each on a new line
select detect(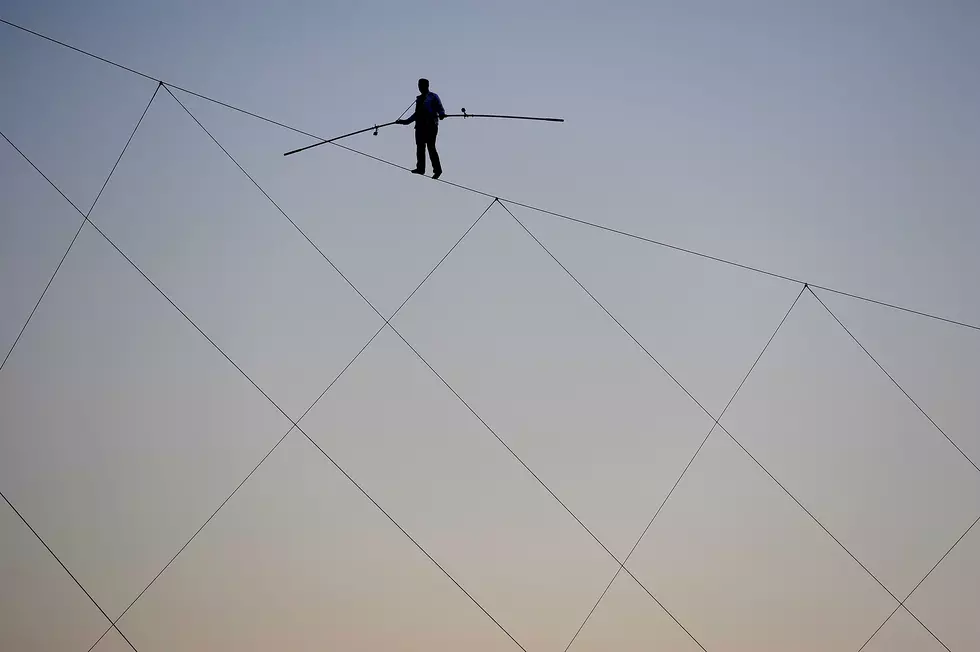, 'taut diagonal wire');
0,81,162,652
718,406,953,651
498,203,953,651
1,132,529,652
165,83,718,652
0,491,142,652
2,18,977,335
1,82,161,375
809,287,980,475
560,284,807,652
162,85,383,317
82,197,499,652
805,287,980,648
856,514,980,651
